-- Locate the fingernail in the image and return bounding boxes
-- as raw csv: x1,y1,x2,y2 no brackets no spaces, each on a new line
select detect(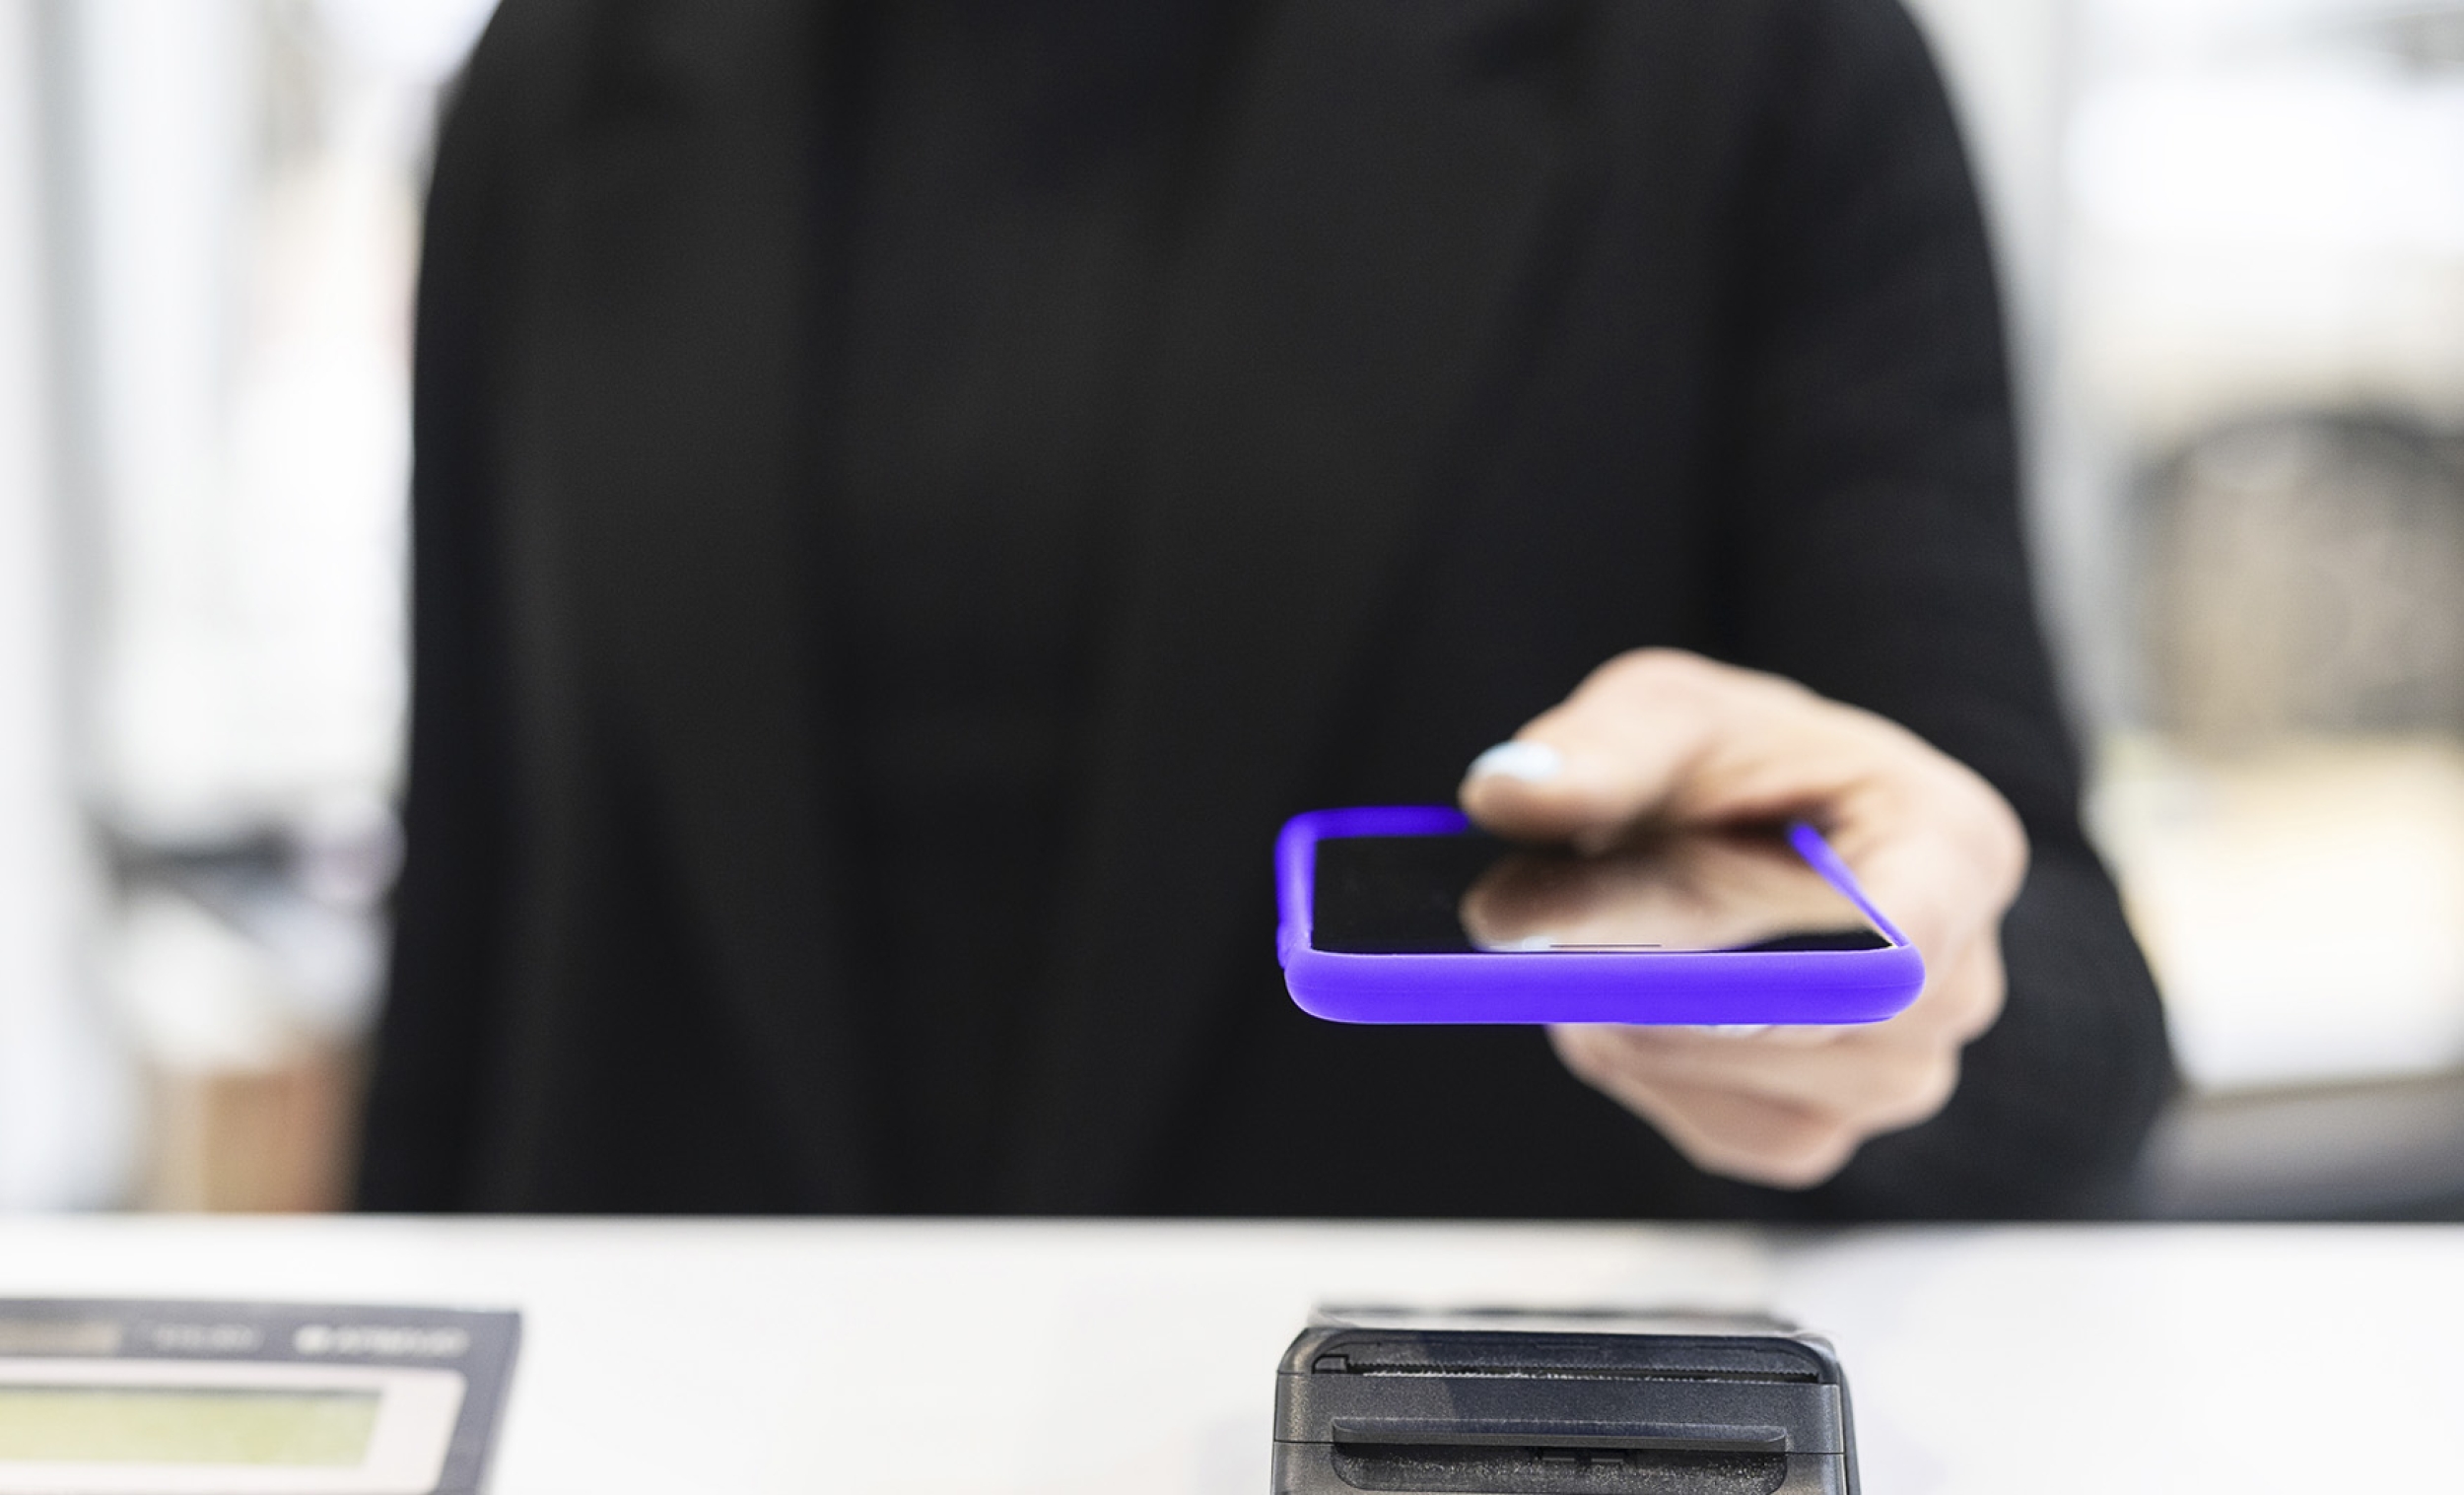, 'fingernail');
1700,1024,1771,1039
1469,740,1563,783
1487,933,1558,952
